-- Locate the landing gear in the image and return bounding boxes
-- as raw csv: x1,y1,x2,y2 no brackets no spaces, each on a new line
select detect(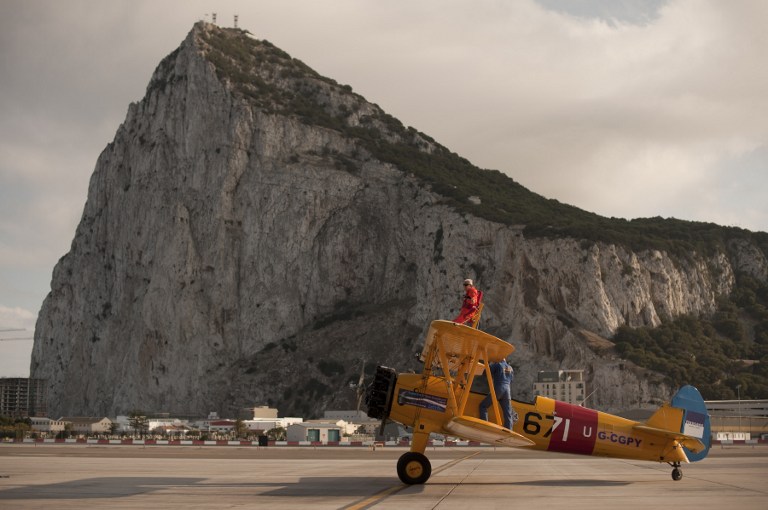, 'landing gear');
397,452,432,485
670,462,683,481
